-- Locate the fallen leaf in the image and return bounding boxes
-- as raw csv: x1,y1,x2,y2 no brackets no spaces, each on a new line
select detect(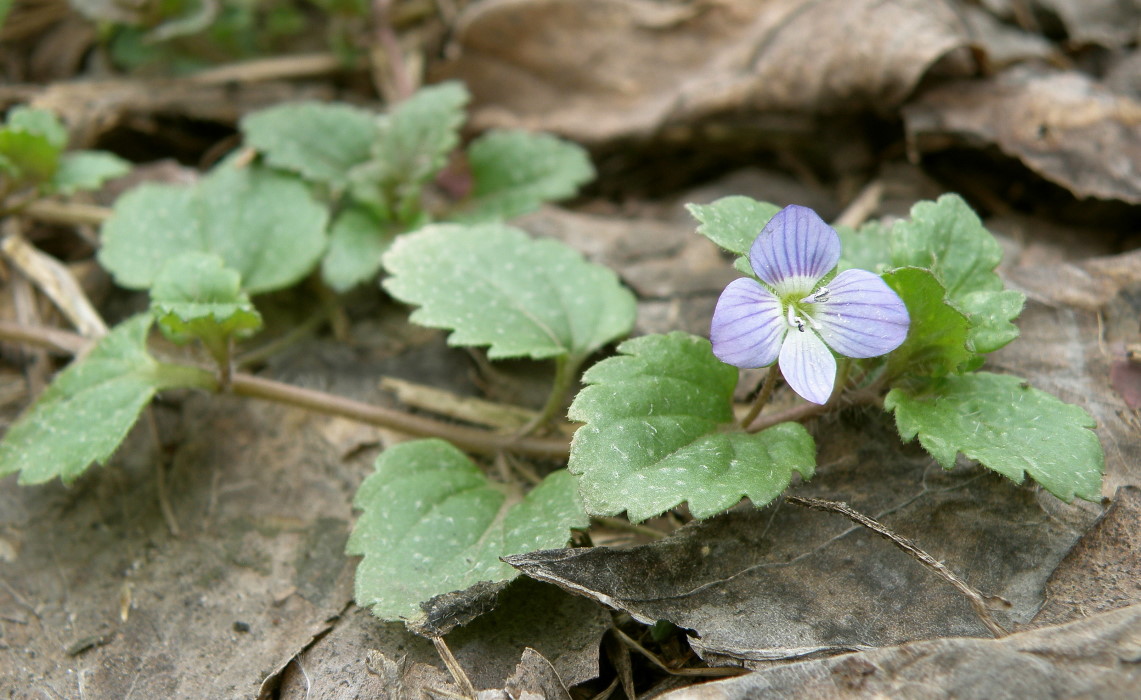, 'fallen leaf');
508,418,1097,663
1032,486,1141,627
658,603,1141,699
905,66,1141,204
1036,0,1141,49
437,0,973,143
